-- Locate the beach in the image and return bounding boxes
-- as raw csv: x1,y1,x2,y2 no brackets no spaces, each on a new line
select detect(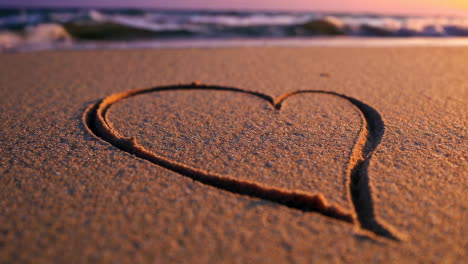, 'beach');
0,47,466,263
